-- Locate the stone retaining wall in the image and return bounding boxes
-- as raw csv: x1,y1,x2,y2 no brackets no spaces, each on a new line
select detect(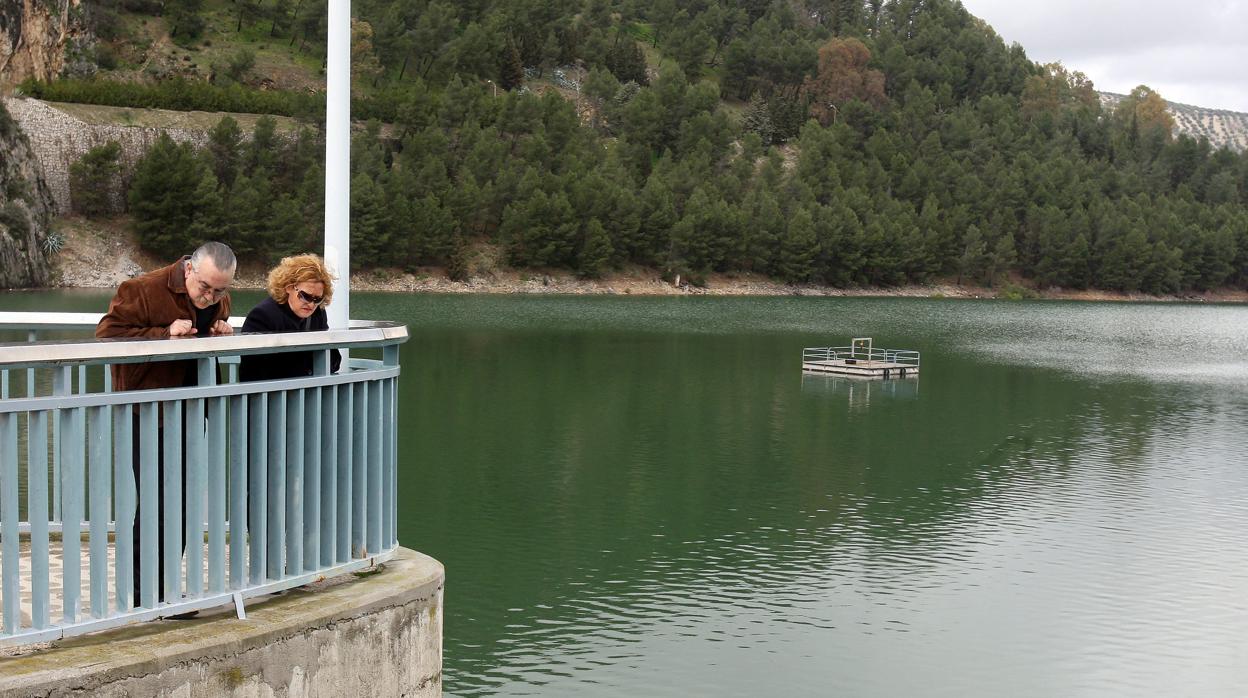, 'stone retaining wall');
3,97,211,214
